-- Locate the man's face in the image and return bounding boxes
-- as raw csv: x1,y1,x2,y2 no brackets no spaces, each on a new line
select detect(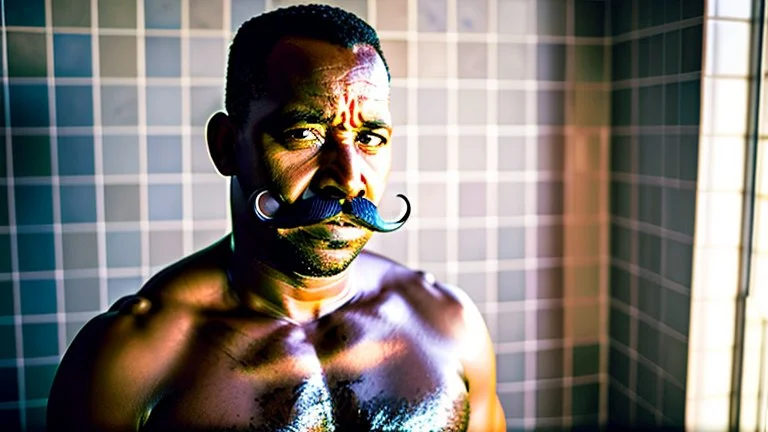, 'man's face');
238,37,392,278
